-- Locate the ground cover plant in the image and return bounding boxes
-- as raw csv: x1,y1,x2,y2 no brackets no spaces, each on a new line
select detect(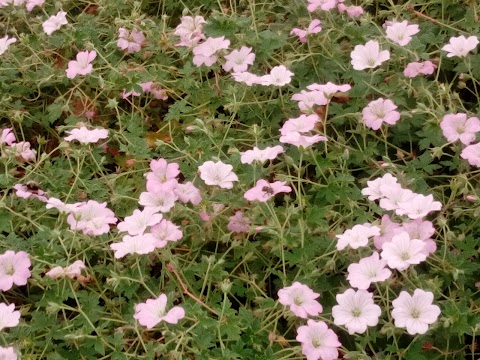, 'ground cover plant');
0,0,480,358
